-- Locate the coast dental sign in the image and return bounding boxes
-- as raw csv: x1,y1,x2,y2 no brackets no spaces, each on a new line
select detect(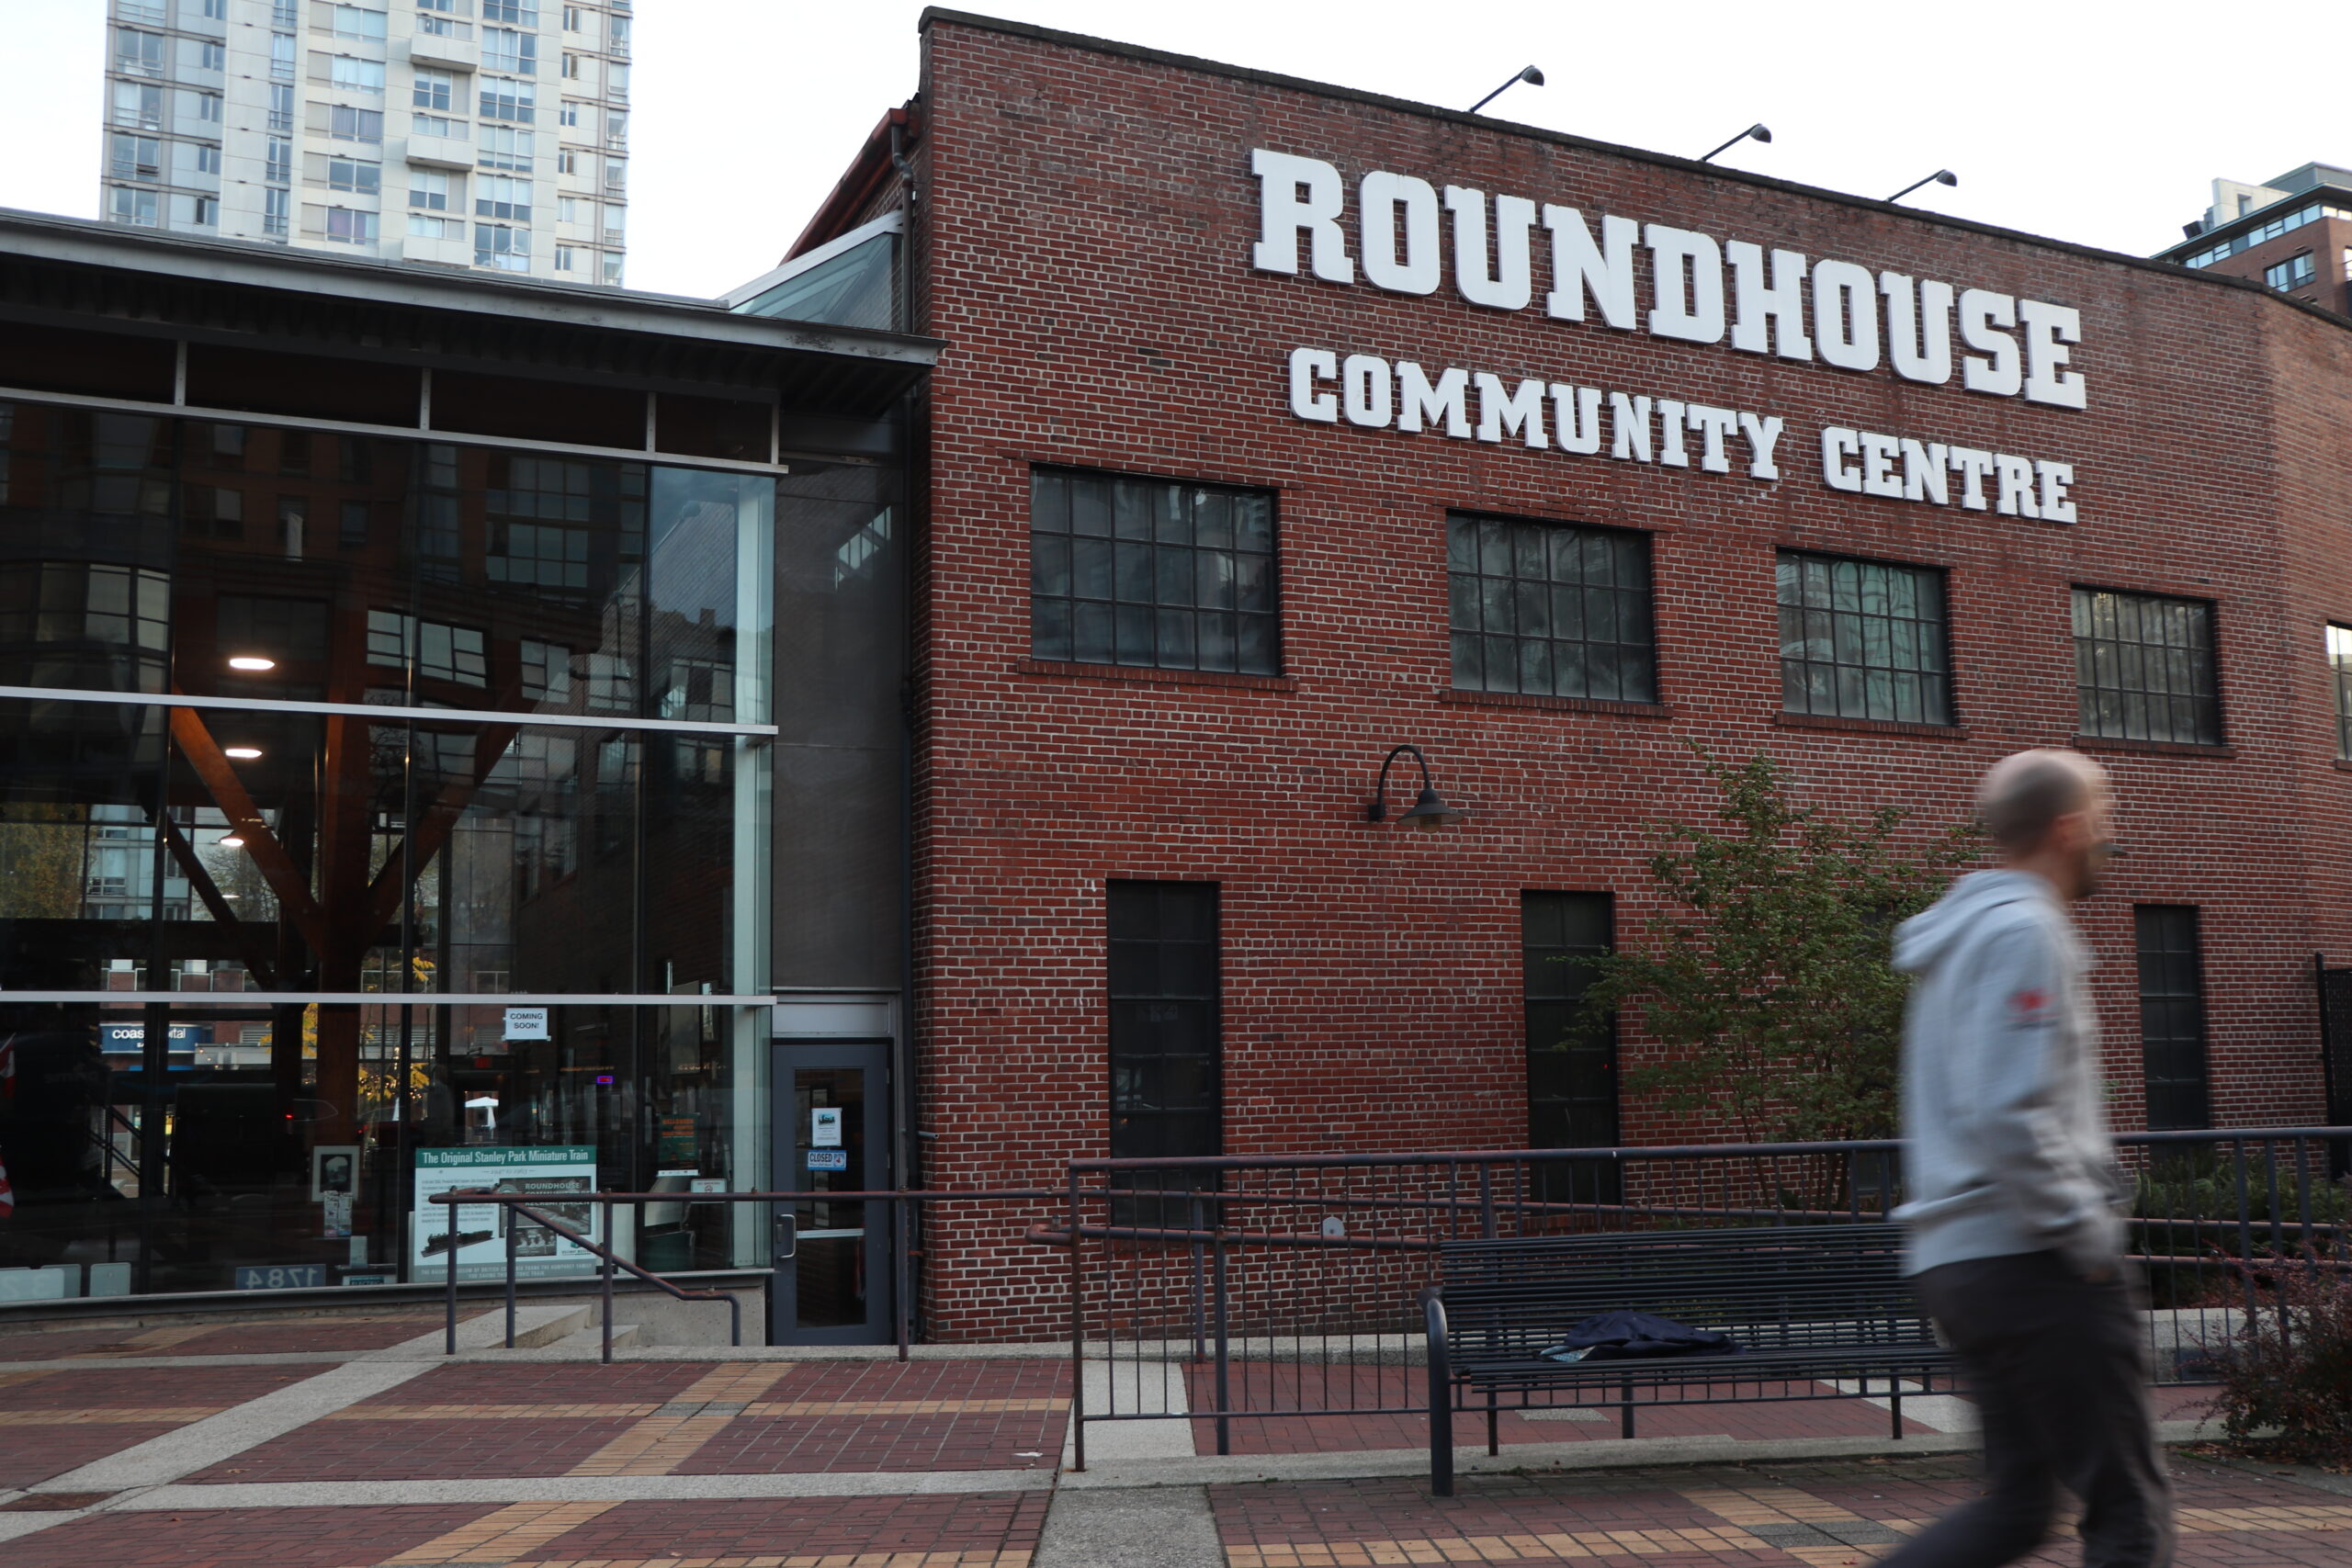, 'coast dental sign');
1253,149,2085,522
